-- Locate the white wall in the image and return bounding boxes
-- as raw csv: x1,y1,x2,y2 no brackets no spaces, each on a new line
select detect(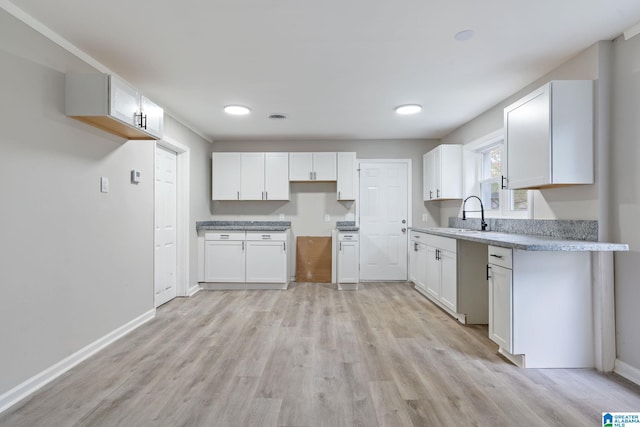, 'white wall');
0,9,211,399
440,44,602,225
611,34,640,373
